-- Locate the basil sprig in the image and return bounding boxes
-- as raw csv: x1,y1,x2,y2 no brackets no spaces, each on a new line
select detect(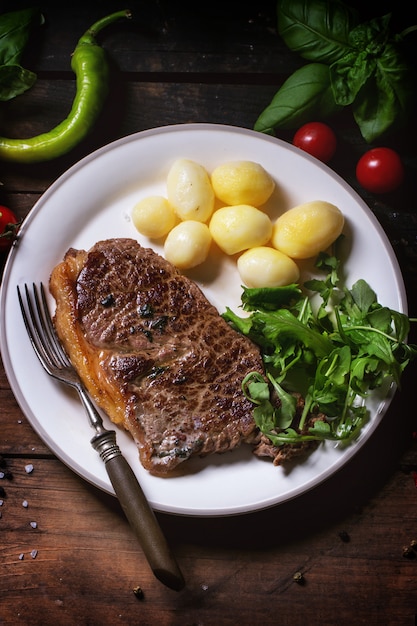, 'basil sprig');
255,0,417,142
0,8,43,102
